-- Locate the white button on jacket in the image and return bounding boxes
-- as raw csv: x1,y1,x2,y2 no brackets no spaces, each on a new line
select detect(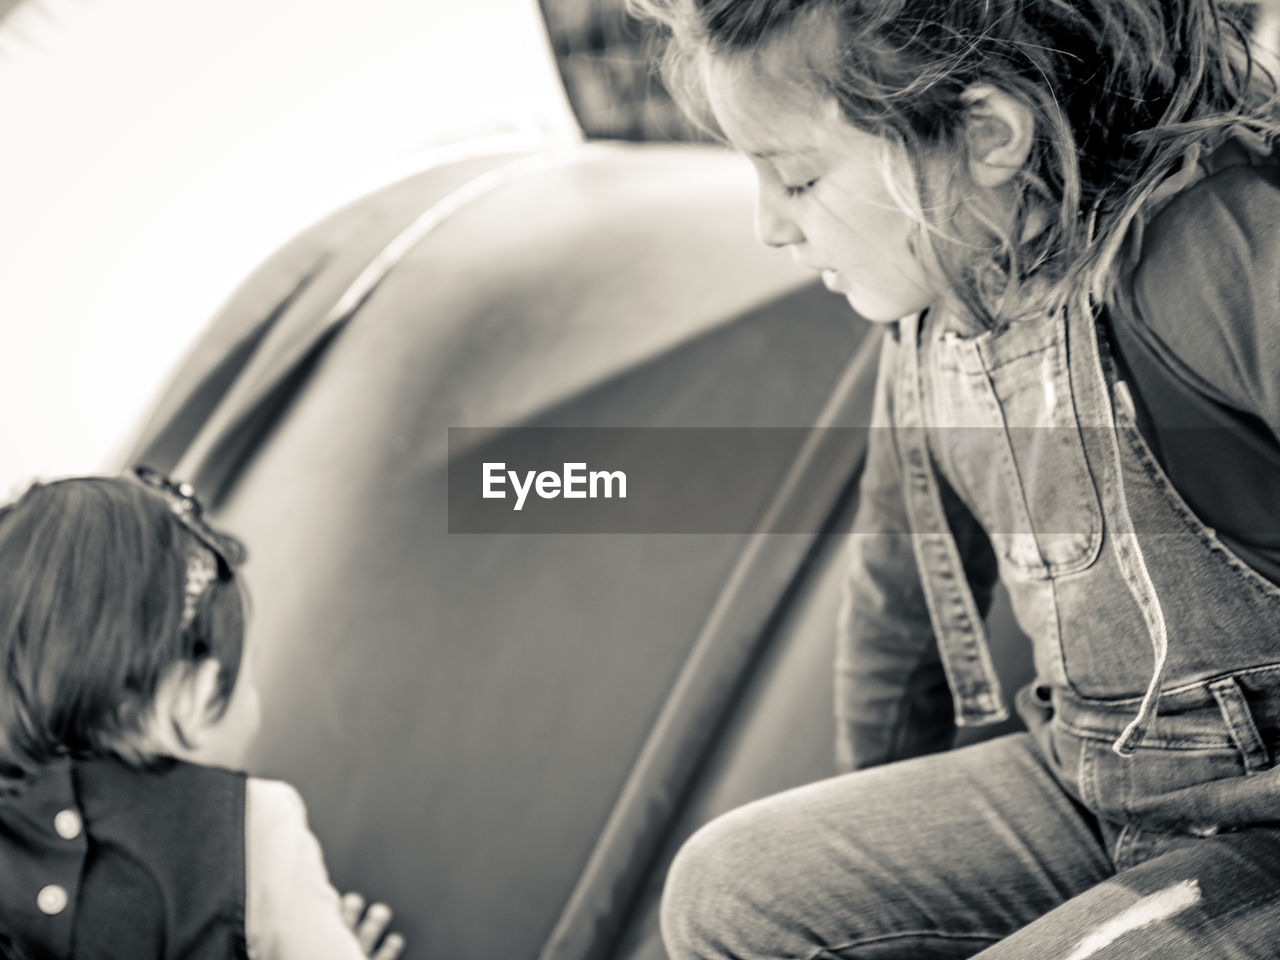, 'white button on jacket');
54,809,82,841
37,884,68,916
